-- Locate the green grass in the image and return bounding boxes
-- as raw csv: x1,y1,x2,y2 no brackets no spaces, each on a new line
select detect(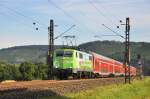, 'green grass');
42,78,150,99
66,78,150,99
